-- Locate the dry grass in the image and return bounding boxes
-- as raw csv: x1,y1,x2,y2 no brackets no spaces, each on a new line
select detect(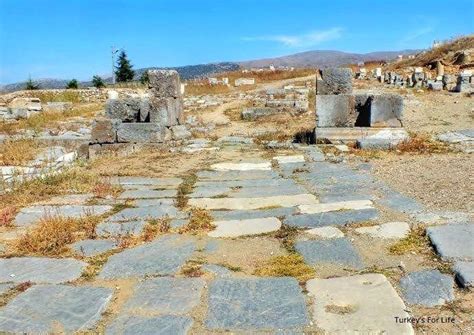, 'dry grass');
0,282,32,307
0,139,41,165
92,179,122,199
222,68,315,84
142,217,171,242
30,90,82,103
254,131,293,144
389,226,429,255
178,207,215,234
0,206,17,227
271,224,299,252
185,83,231,96
79,250,117,281
181,259,205,277
175,174,197,209
395,133,450,154
254,253,315,282
13,213,102,256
